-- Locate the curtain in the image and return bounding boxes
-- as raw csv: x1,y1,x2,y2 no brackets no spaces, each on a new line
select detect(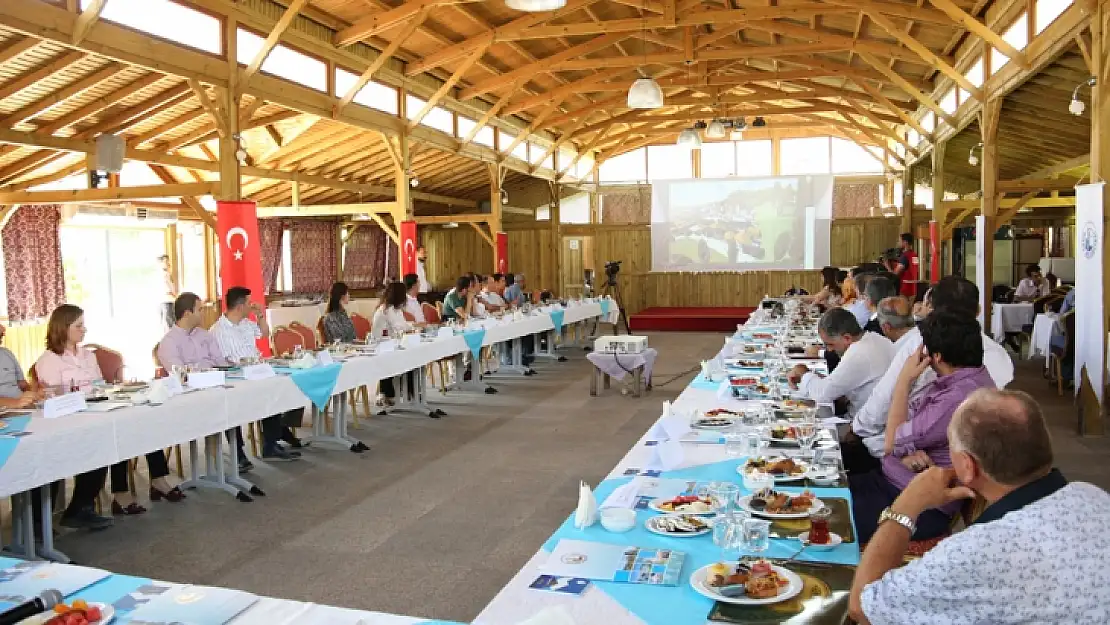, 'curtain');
343,224,387,289
258,218,284,294
385,236,399,282
3,205,66,322
833,183,881,218
290,220,337,294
